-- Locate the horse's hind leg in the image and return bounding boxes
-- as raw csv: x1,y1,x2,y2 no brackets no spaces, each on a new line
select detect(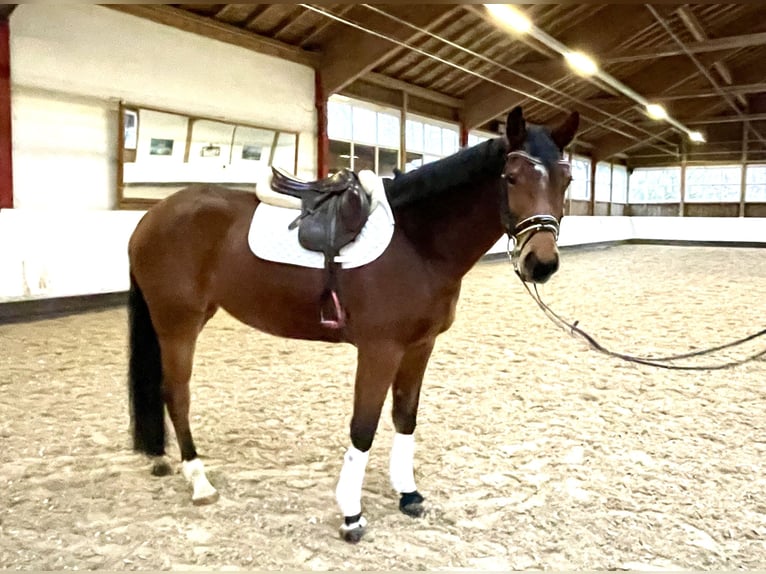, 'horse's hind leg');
390,339,435,518
157,311,219,505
